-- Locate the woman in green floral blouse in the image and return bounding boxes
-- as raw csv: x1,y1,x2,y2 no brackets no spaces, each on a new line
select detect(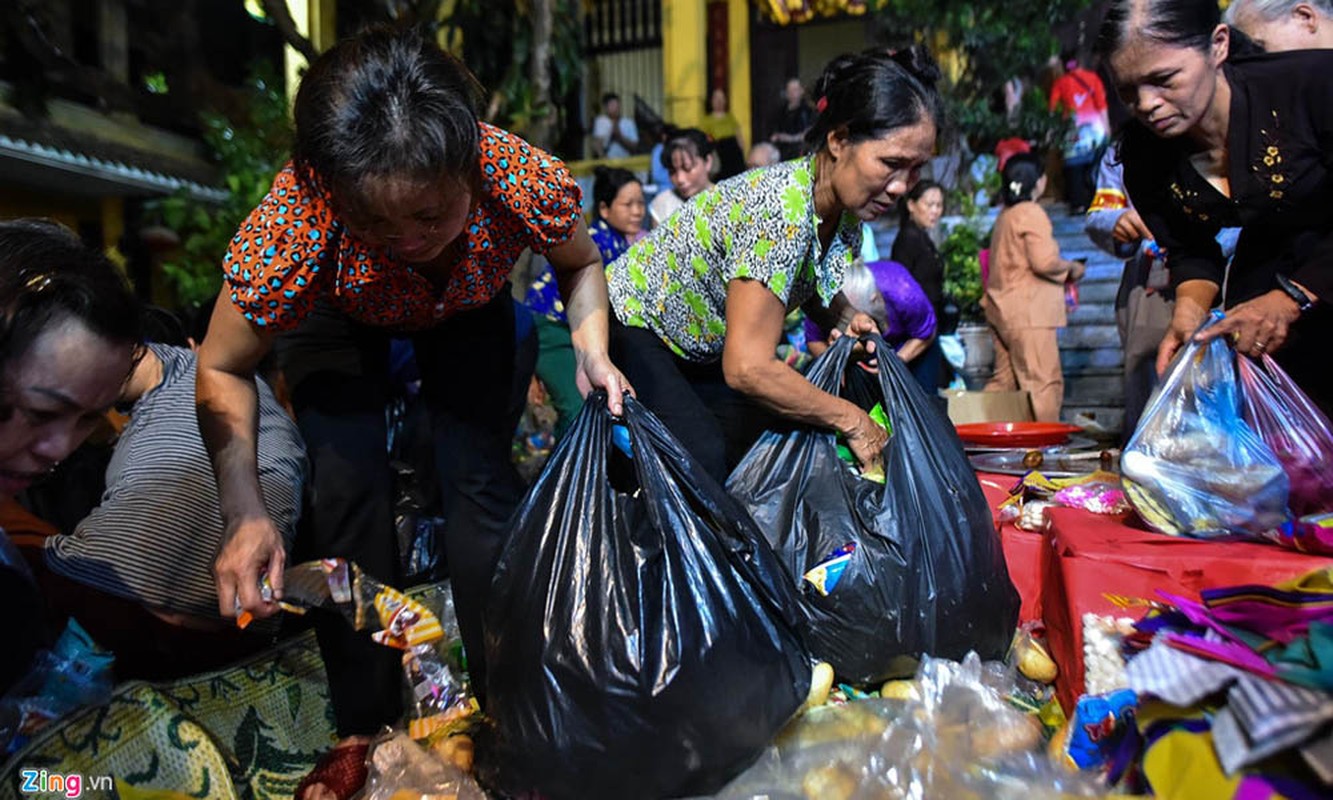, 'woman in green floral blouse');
606,48,943,481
